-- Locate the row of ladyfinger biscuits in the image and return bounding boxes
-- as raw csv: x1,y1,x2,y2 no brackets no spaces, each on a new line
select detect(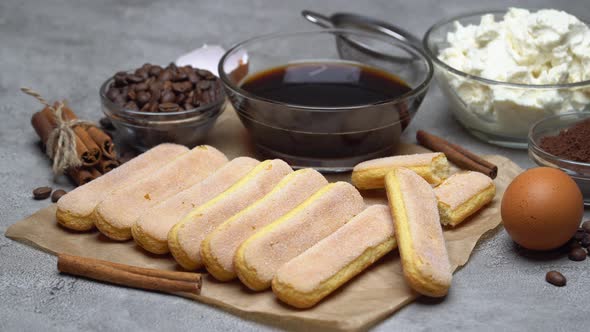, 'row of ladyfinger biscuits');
55,144,393,308
56,144,494,307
